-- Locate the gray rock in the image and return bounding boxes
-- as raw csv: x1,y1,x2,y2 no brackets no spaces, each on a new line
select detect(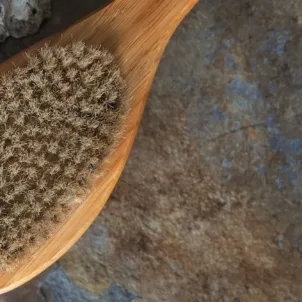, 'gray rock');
0,0,51,42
